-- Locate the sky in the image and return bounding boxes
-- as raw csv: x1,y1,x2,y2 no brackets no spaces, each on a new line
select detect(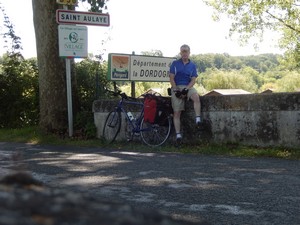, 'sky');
0,0,284,60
